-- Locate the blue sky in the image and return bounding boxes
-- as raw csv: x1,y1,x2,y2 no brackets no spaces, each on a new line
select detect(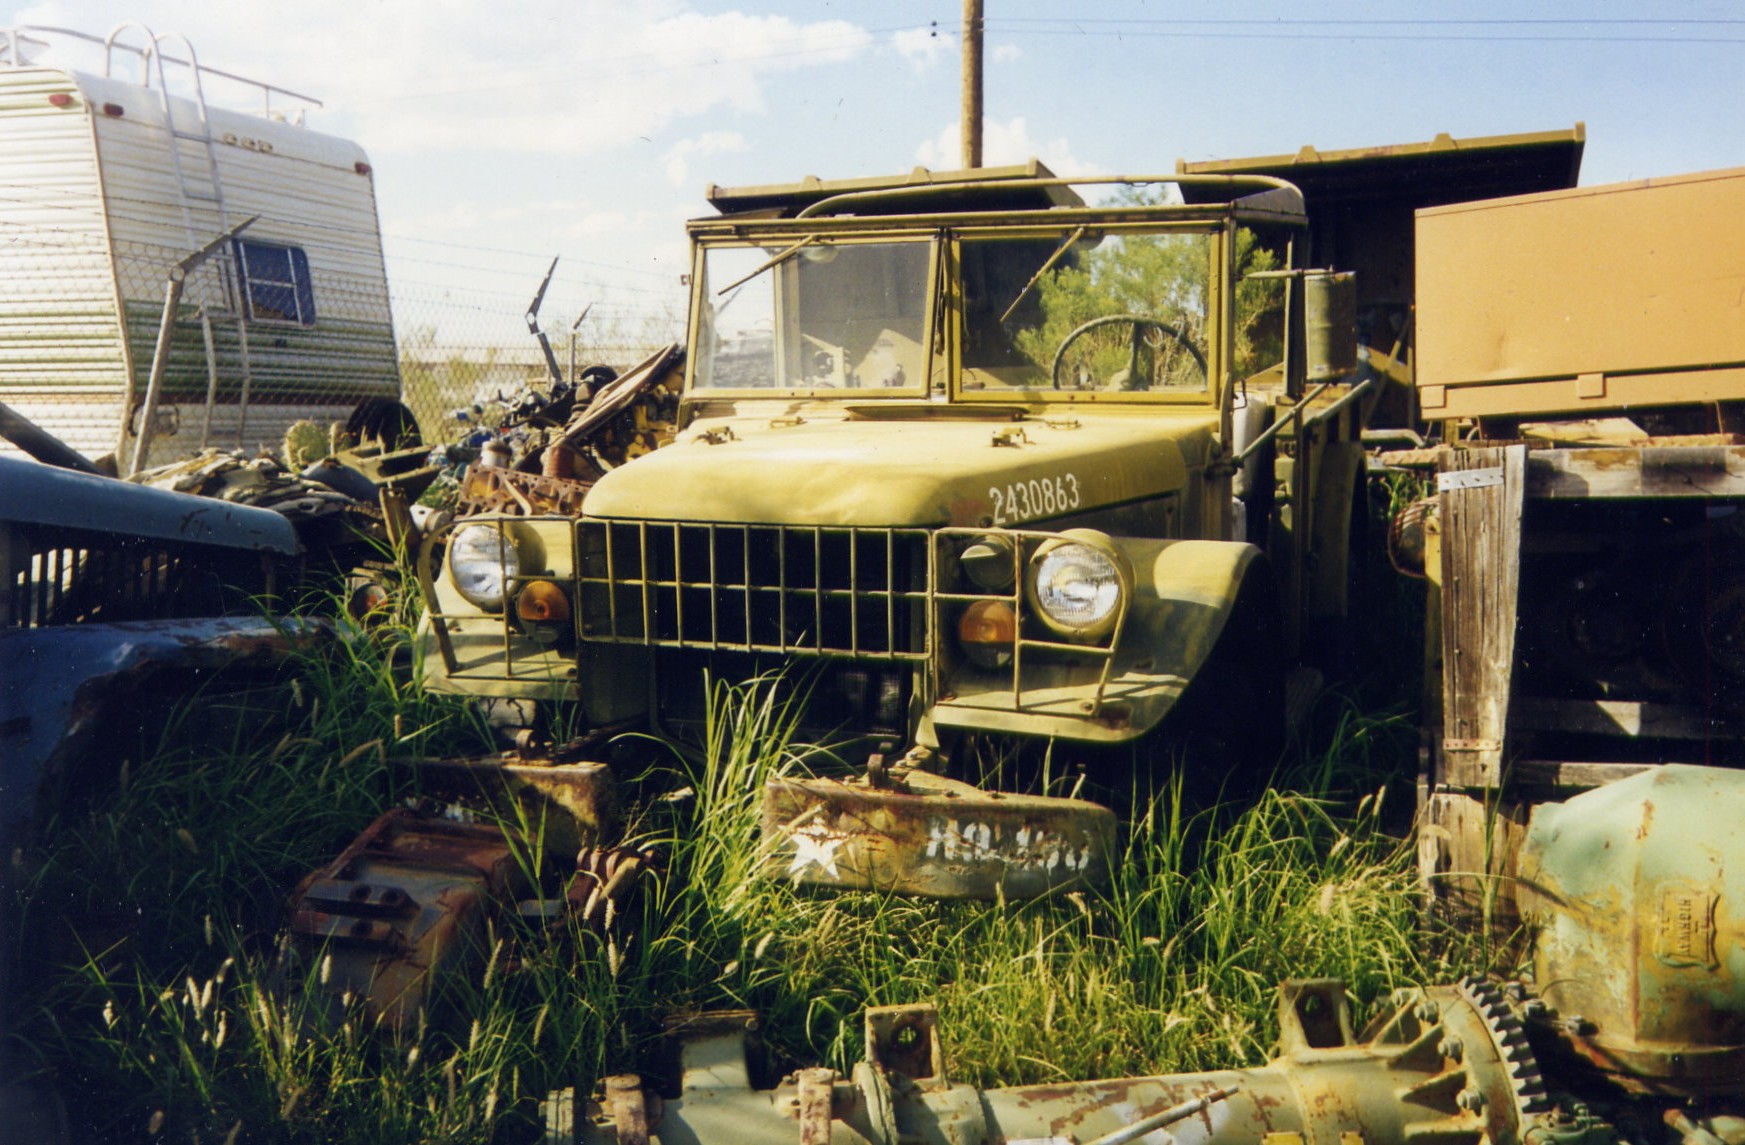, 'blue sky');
10,2,1744,352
